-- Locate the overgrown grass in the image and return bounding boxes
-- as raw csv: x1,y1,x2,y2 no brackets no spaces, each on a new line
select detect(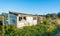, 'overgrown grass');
0,23,60,36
